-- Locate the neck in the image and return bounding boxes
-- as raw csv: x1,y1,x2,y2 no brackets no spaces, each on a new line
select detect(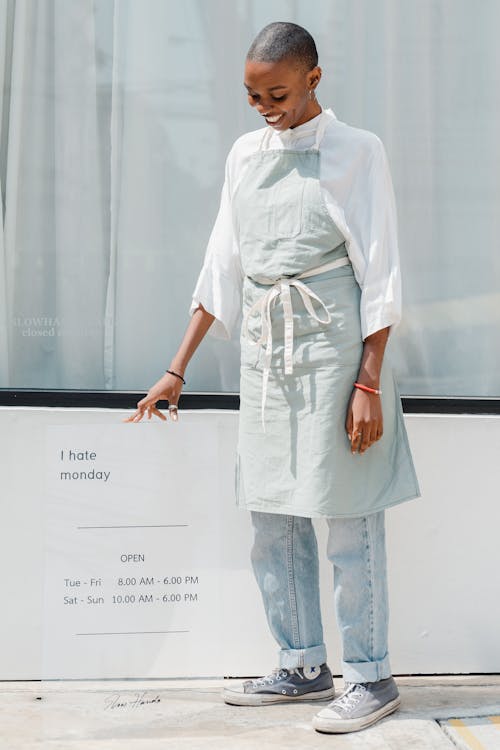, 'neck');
290,102,322,129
